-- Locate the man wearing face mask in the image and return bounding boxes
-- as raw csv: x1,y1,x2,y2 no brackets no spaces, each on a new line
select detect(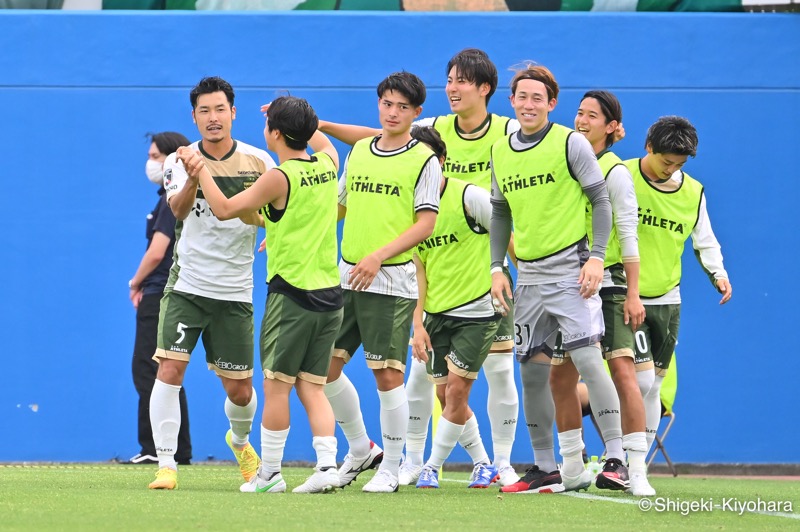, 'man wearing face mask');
127,131,193,465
